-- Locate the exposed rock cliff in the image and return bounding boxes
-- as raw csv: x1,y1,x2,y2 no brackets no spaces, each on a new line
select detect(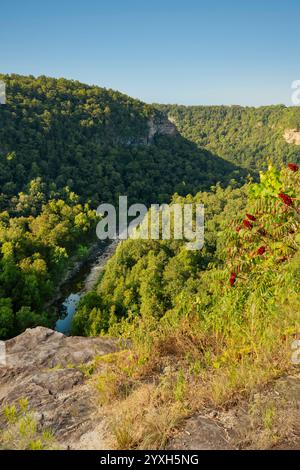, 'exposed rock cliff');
147,114,177,143
119,112,177,146
284,129,300,145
